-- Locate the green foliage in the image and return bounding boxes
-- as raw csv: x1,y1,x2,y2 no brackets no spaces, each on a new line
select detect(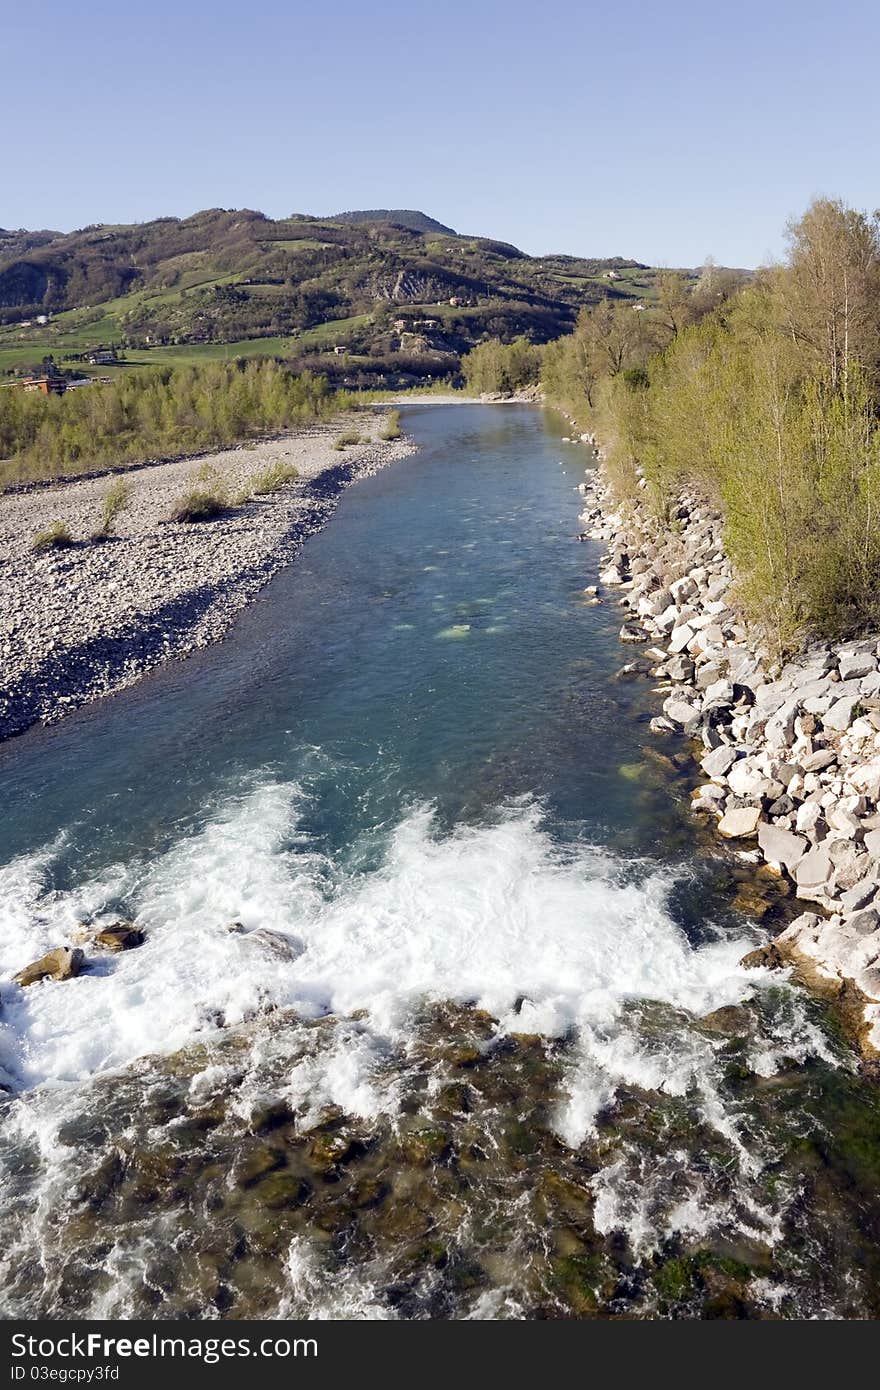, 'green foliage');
596,208,880,650
540,198,880,652
0,360,338,486
460,335,542,395
31,520,73,551
378,408,401,440
94,477,131,537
